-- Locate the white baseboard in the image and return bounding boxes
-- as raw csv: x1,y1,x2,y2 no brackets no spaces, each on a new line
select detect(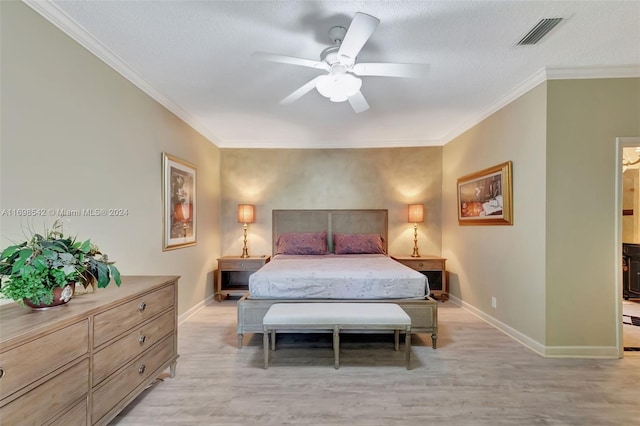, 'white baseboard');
543,345,620,358
449,295,619,358
448,294,546,356
178,294,214,326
